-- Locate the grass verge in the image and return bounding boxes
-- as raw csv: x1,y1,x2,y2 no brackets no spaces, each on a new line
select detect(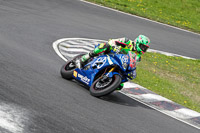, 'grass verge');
134,52,200,112
86,0,200,33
